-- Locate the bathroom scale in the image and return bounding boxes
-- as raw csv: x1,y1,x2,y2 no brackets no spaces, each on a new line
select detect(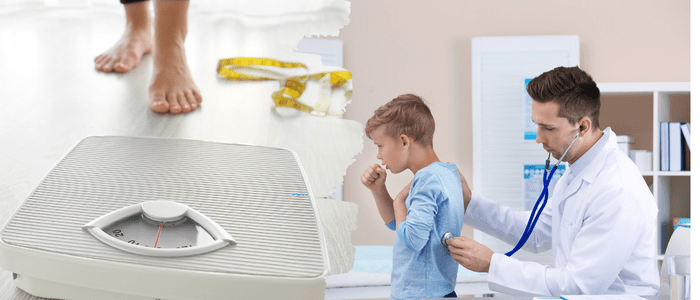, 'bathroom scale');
0,136,330,299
